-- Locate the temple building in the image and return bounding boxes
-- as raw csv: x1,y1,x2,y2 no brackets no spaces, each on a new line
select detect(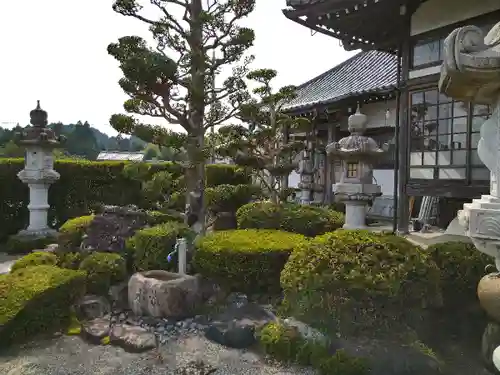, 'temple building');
282,50,398,221
283,0,499,232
